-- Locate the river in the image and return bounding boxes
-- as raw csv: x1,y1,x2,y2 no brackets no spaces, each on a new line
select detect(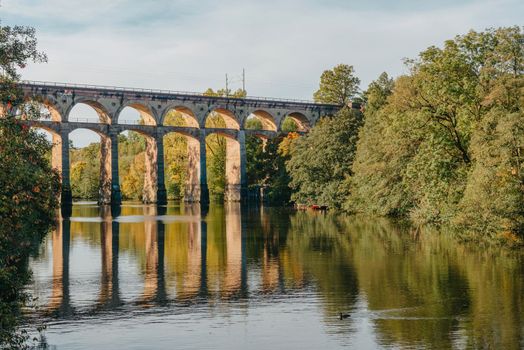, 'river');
26,202,524,349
